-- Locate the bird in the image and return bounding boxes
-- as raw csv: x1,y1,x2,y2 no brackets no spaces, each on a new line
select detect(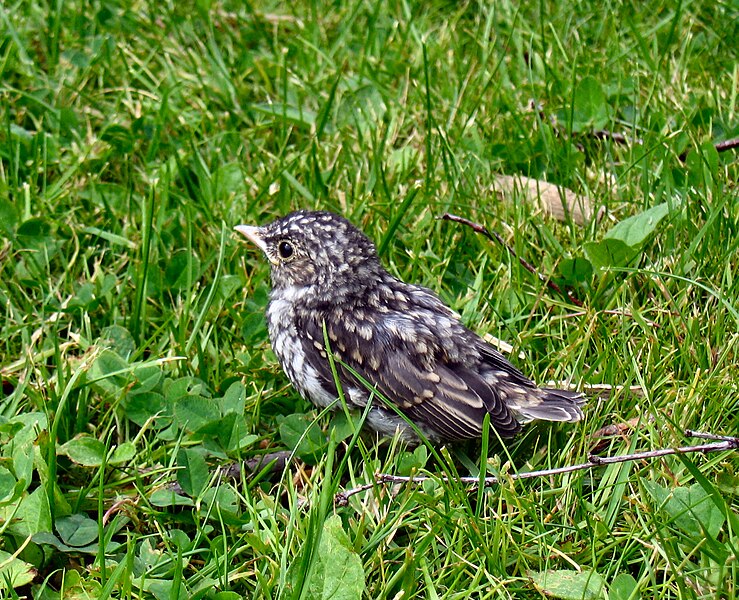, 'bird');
235,210,583,445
